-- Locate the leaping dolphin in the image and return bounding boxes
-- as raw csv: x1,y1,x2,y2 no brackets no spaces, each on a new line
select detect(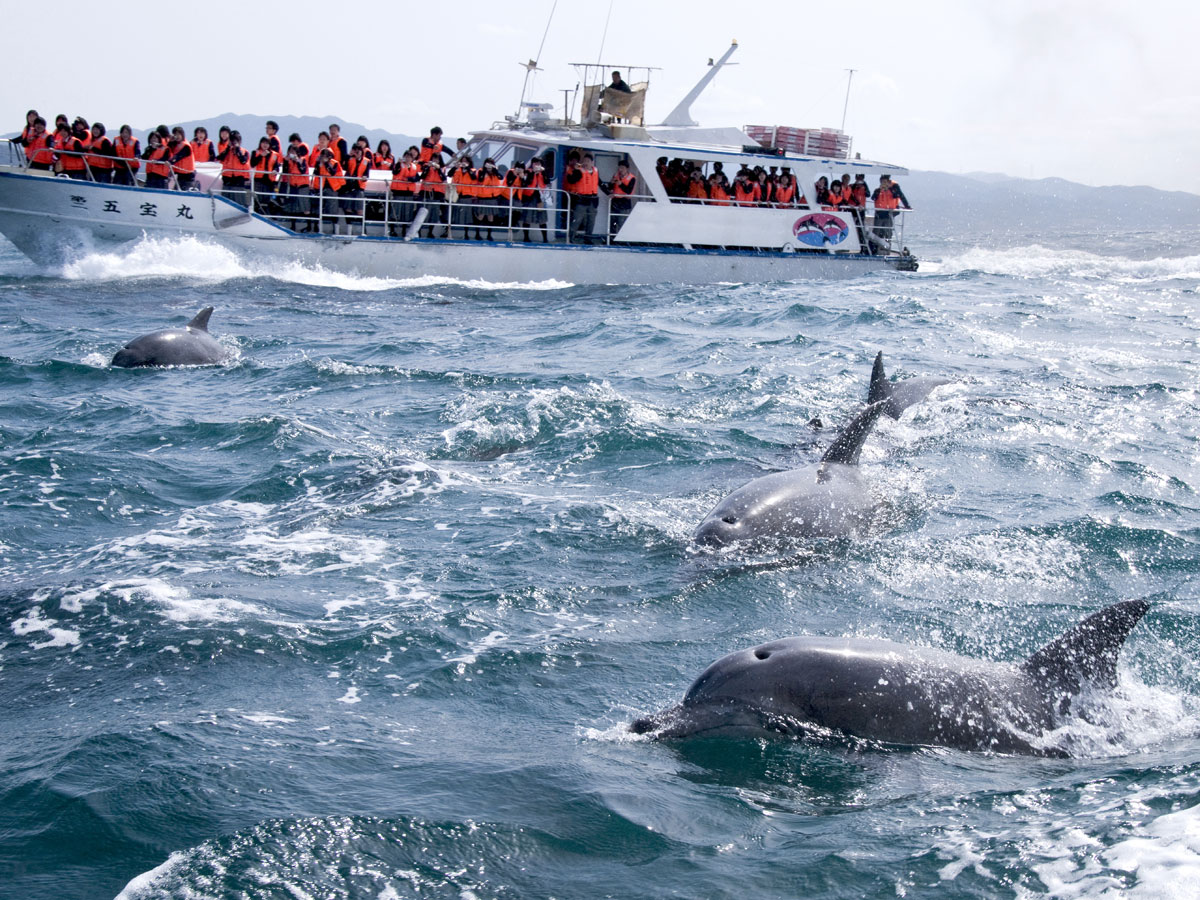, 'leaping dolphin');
693,353,947,548
631,599,1150,755
111,307,227,368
